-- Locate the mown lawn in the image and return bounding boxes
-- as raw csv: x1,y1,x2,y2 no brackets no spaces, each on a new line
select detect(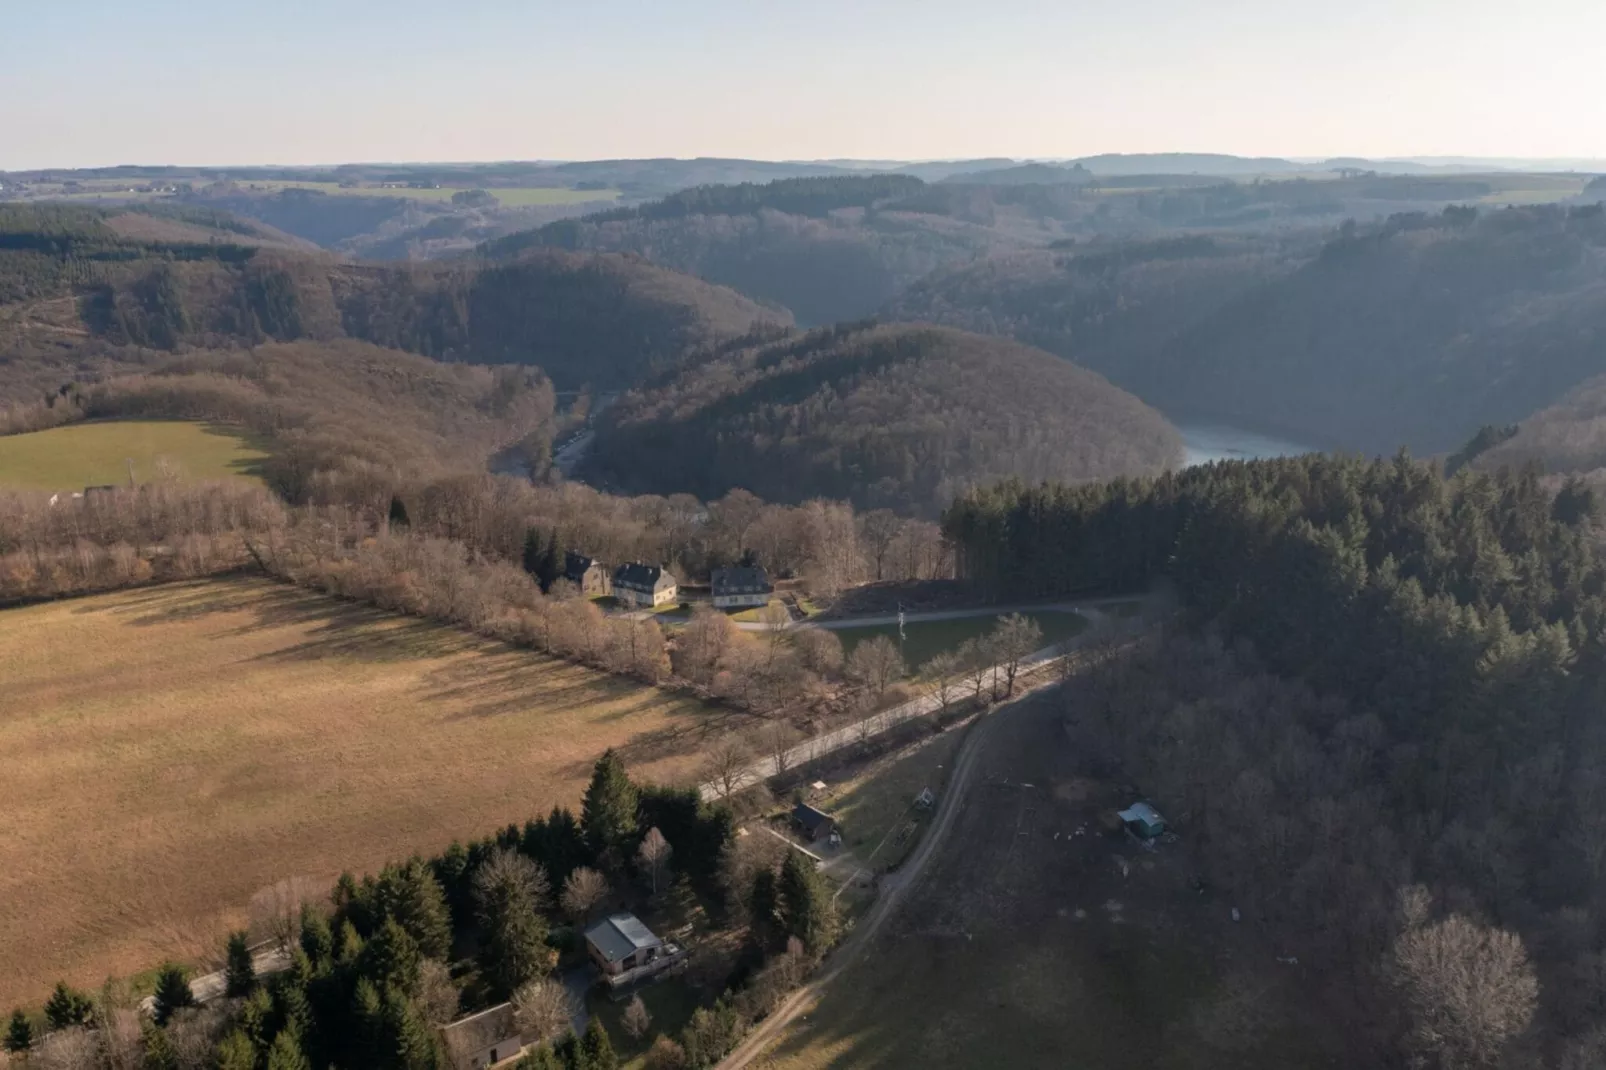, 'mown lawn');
828,611,1086,674
0,578,720,1009
0,419,267,492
